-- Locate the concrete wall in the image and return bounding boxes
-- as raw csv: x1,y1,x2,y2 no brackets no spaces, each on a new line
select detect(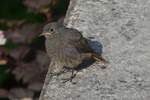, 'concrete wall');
40,0,150,99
